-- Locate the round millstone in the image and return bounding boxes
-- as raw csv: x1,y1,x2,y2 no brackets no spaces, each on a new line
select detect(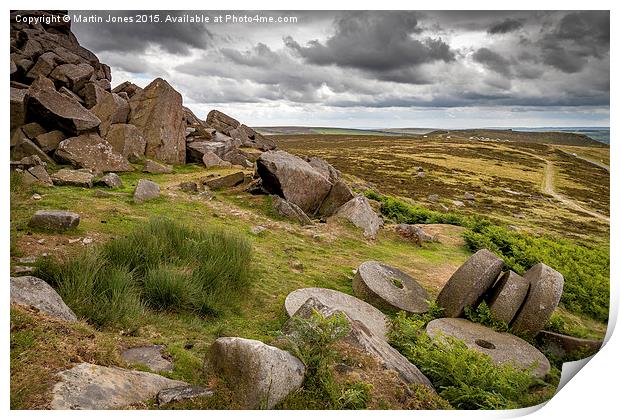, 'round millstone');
352,261,430,313
510,263,564,336
436,249,504,317
284,287,389,339
426,318,551,378
488,271,530,324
